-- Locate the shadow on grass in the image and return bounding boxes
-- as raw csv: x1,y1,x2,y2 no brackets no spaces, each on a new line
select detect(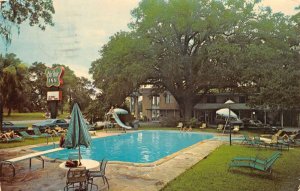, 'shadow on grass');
228,168,276,180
